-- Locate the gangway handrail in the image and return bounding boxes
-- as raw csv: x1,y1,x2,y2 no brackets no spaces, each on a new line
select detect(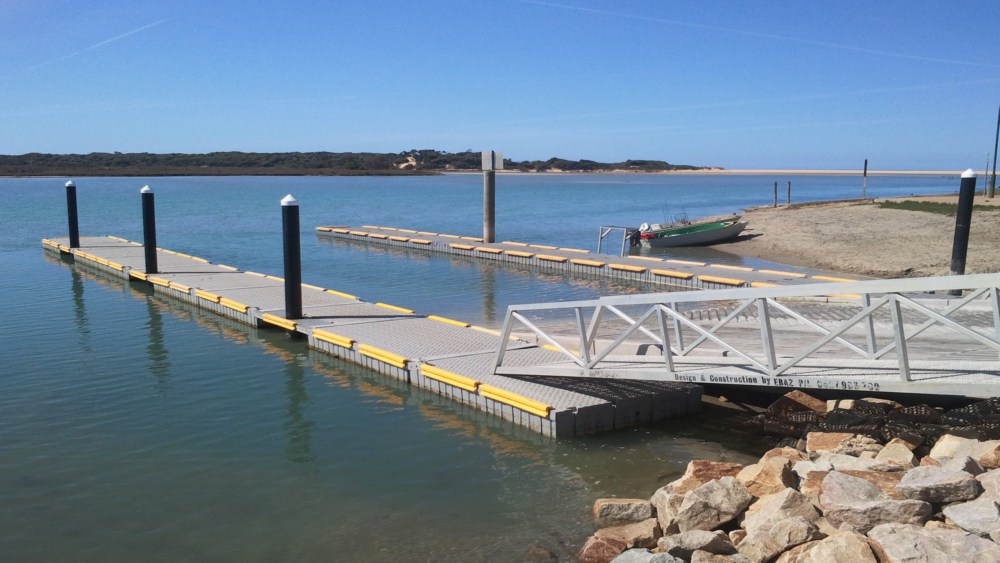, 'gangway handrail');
493,273,1000,384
